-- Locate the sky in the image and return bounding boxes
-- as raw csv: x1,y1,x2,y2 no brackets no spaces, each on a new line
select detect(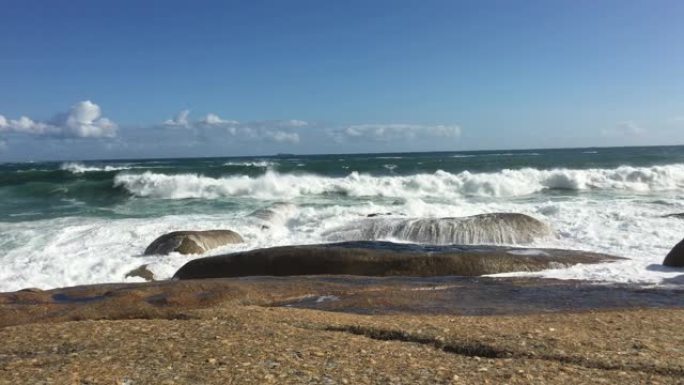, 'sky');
1,0,683,161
